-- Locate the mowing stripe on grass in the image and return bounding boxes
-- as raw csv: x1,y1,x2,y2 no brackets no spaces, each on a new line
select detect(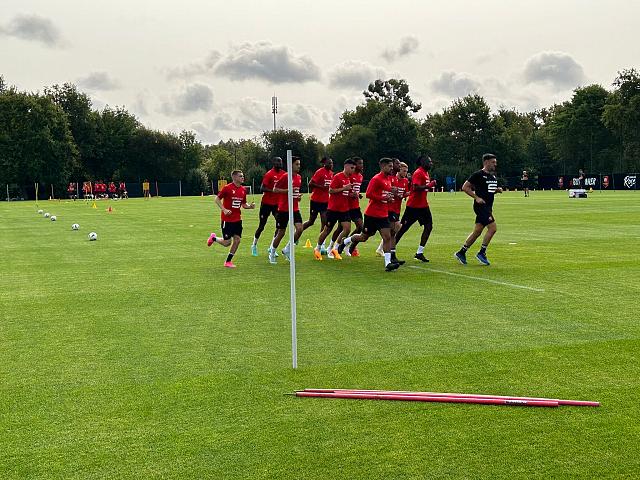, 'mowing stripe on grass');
409,266,545,292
